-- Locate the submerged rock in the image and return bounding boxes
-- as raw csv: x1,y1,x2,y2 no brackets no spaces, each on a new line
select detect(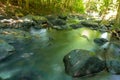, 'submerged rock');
0,39,15,61
94,38,108,46
7,68,43,80
0,29,32,44
63,49,105,77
